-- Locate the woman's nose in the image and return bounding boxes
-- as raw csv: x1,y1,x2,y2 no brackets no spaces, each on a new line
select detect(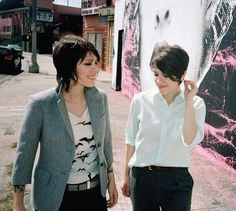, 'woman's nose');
91,63,99,71
154,75,164,82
